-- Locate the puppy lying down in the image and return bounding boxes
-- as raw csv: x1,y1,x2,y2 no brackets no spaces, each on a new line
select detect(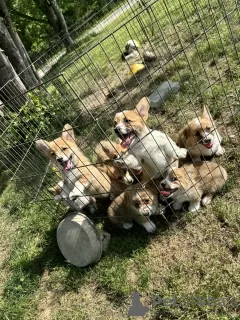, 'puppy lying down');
159,162,228,212
108,182,165,233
